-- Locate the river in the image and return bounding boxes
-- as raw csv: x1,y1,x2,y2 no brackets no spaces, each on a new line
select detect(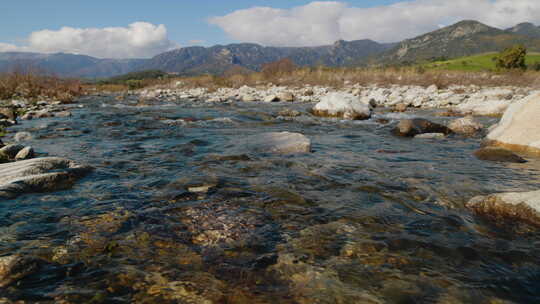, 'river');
2,95,540,303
